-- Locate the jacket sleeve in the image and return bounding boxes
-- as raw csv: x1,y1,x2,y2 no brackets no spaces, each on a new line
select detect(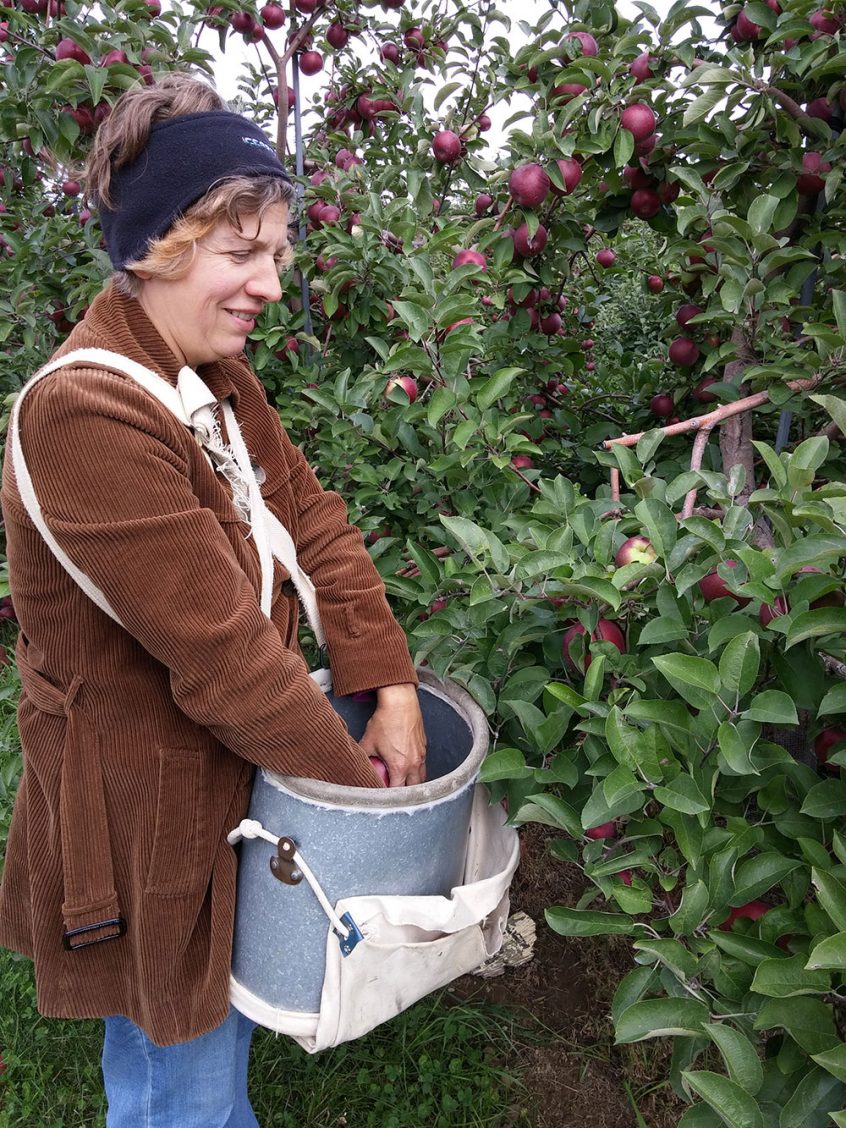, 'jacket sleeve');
14,367,380,788
265,425,418,698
